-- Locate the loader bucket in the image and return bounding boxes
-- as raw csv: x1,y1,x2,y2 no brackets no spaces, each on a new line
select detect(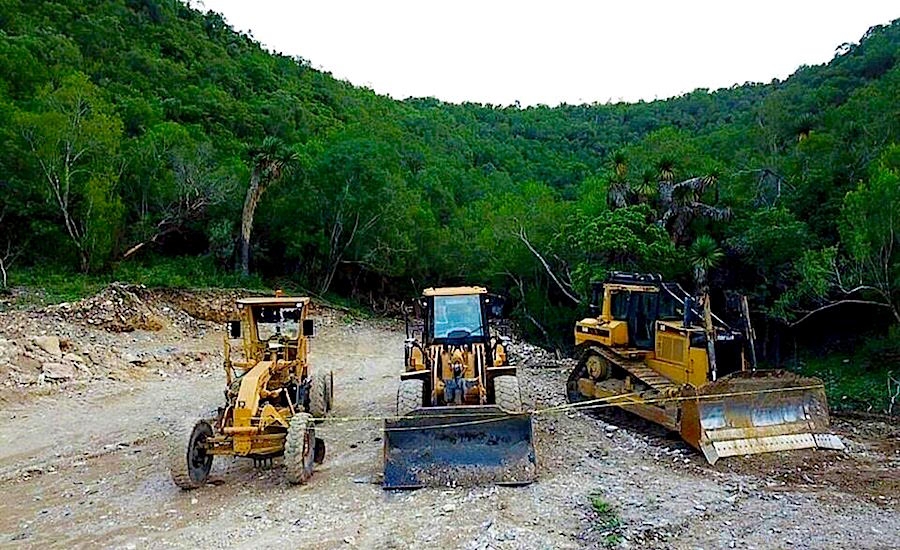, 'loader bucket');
383,405,536,489
680,370,844,464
